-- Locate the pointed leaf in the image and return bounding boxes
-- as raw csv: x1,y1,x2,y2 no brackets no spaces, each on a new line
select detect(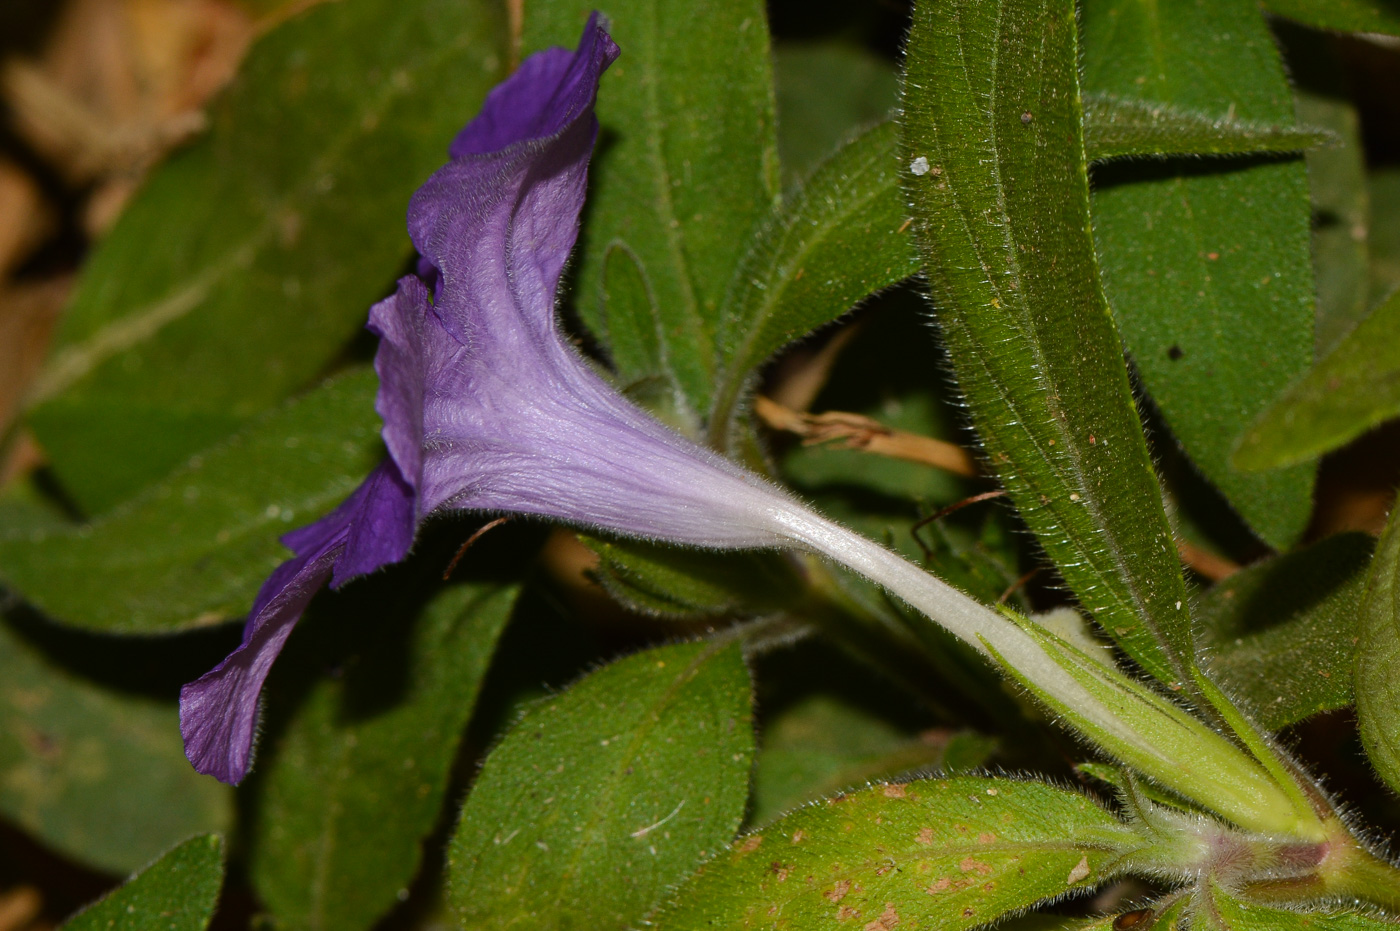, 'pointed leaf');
26,0,504,514
1262,0,1400,36
1198,533,1371,729
249,580,517,931
900,0,1193,686
1357,500,1400,794
61,834,224,931
522,0,779,411
1082,0,1318,549
1235,287,1400,470
446,638,755,930
710,122,920,440
0,620,231,874
1199,879,1400,931
1083,94,1334,162
650,777,1140,931
0,368,379,633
